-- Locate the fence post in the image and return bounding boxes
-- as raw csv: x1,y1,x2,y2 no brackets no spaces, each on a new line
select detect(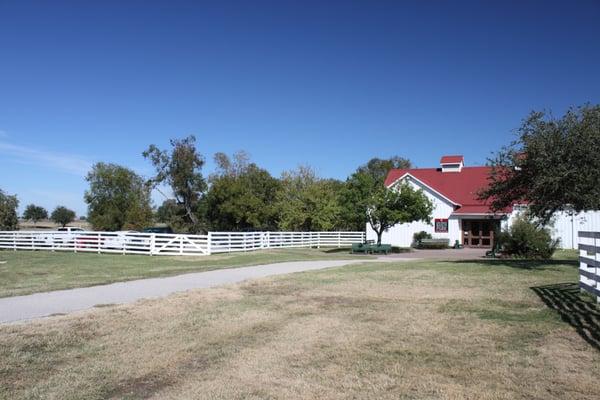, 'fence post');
338,232,341,248
13,232,17,251
596,233,600,304
206,232,212,255
150,233,155,256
